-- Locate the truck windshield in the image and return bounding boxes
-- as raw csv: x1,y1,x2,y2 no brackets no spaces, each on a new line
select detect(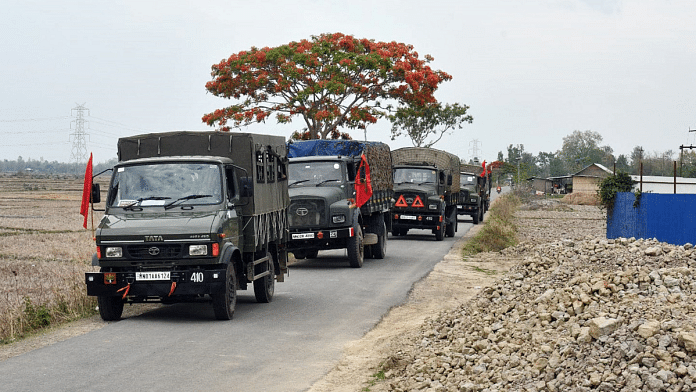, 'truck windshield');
109,163,222,208
460,174,477,185
288,161,343,186
394,168,437,185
